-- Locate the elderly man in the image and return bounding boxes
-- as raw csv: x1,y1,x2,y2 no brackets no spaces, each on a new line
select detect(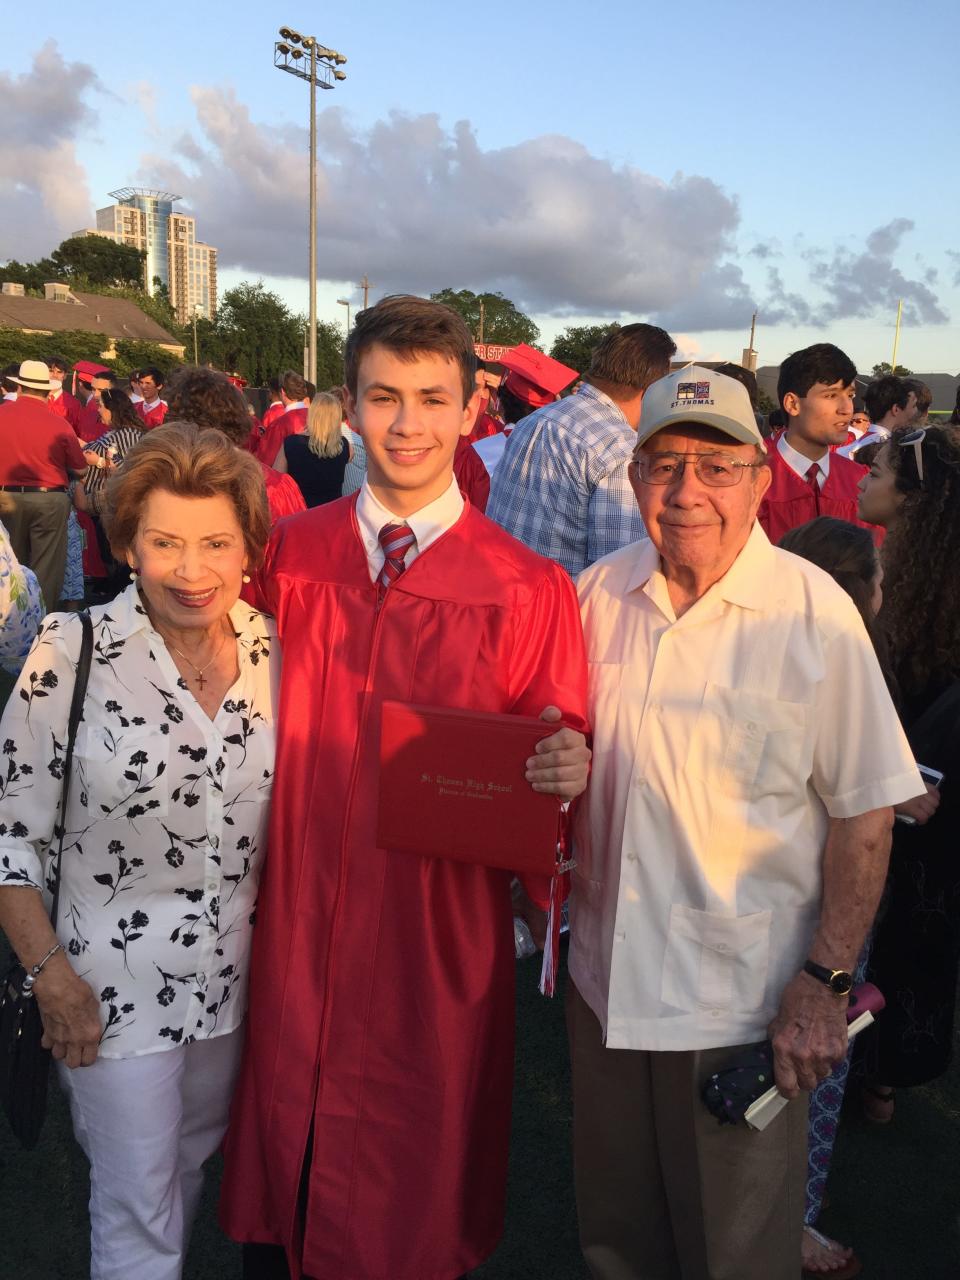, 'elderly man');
567,366,924,1280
